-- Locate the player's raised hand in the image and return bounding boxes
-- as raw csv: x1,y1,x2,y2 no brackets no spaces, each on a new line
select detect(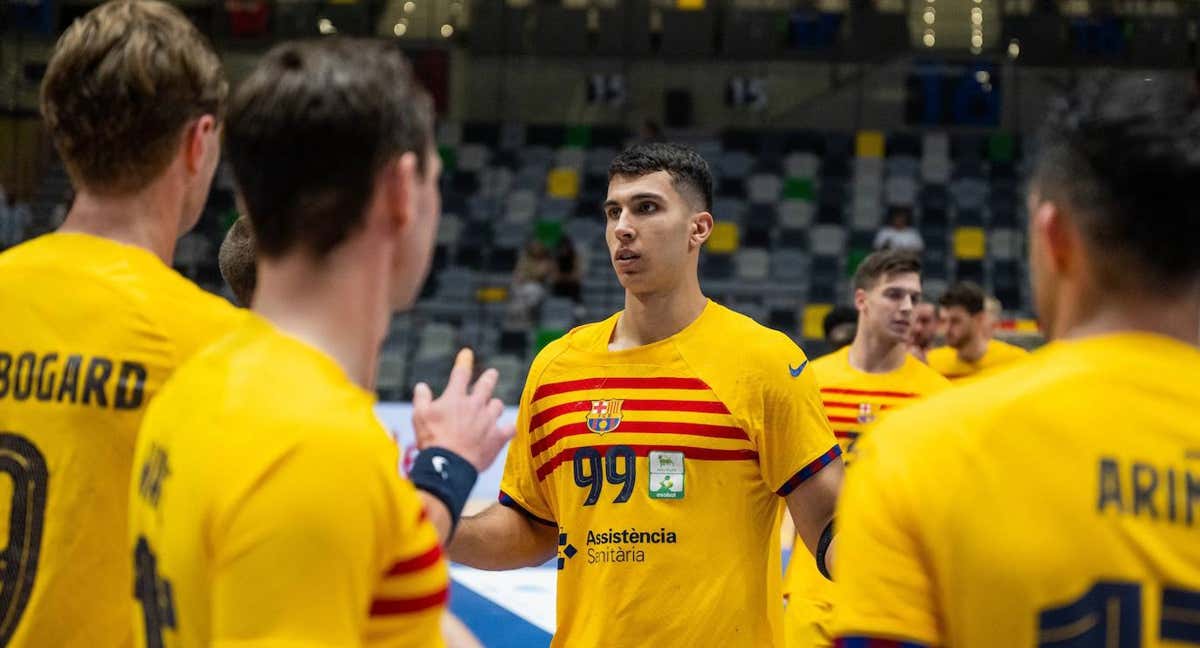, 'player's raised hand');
411,348,515,472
